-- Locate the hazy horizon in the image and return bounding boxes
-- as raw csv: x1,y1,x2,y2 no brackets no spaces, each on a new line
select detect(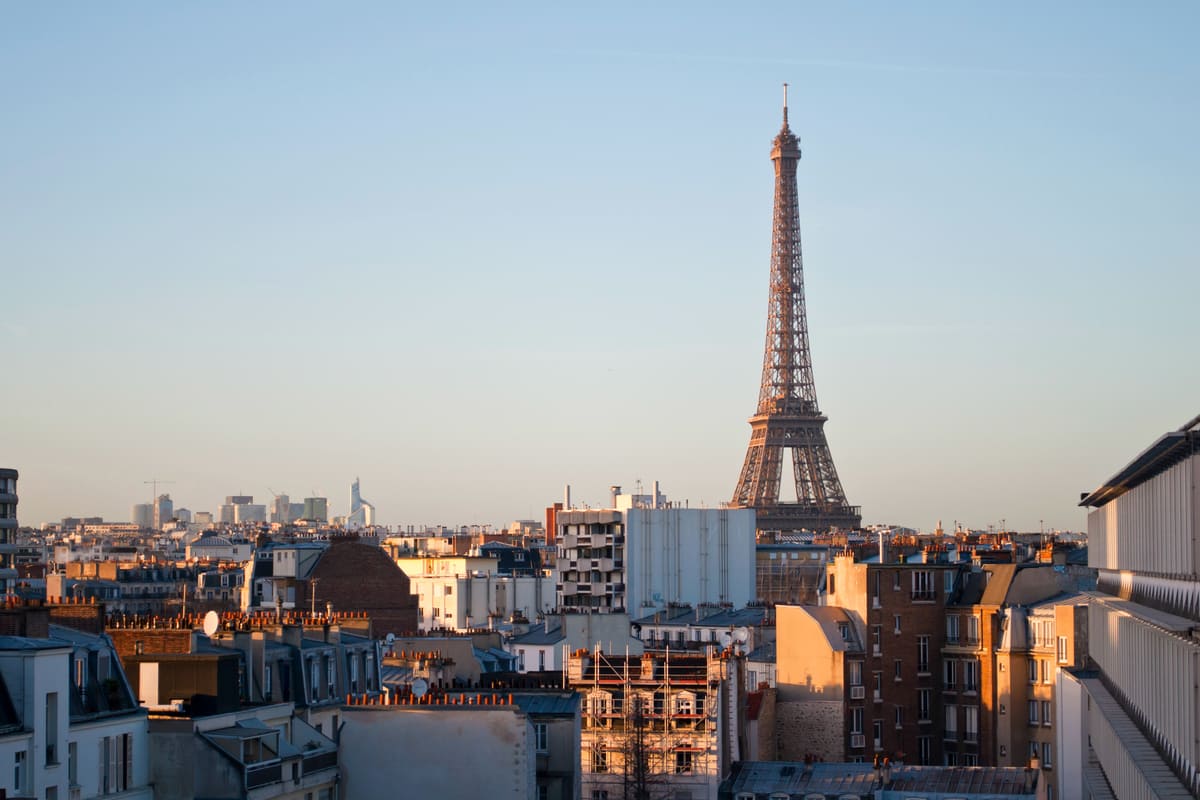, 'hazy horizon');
4,4,1198,531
